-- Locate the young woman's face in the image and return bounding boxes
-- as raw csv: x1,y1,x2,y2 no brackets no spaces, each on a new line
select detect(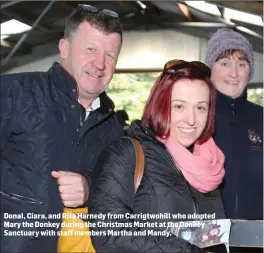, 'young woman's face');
211,51,250,98
170,79,210,148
